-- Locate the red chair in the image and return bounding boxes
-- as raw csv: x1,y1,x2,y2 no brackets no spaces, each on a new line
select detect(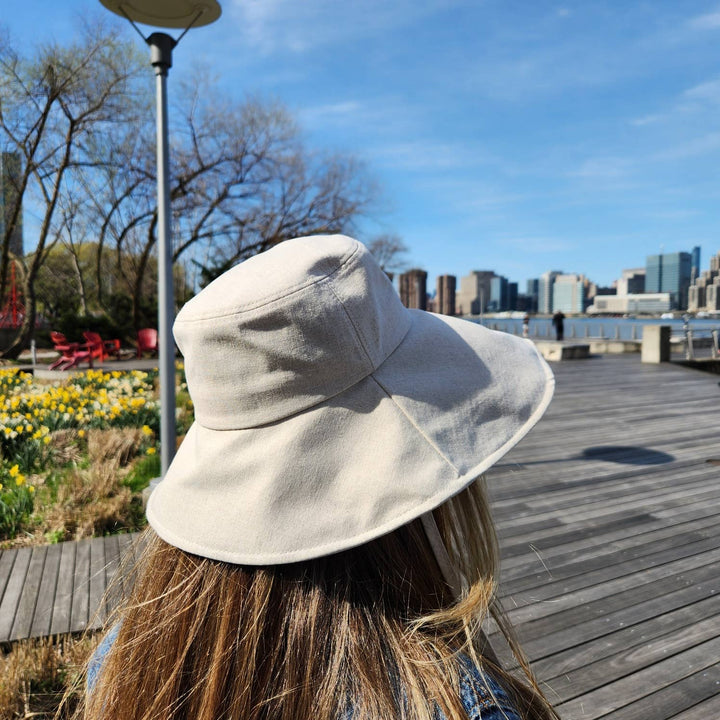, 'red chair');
83,331,121,363
137,328,158,358
49,331,93,371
